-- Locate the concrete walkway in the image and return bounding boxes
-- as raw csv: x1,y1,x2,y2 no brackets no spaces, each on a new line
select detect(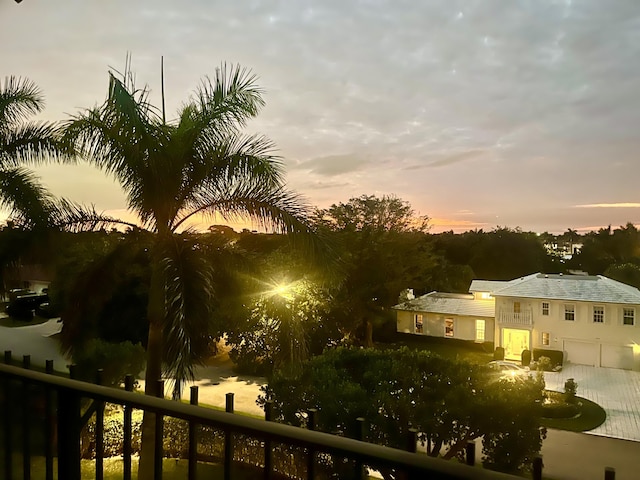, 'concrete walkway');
542,429,640,480
544,364,640,441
